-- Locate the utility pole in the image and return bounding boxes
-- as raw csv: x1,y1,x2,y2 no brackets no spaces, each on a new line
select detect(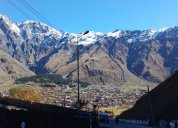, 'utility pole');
77,30,89,104
76,31,89,128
